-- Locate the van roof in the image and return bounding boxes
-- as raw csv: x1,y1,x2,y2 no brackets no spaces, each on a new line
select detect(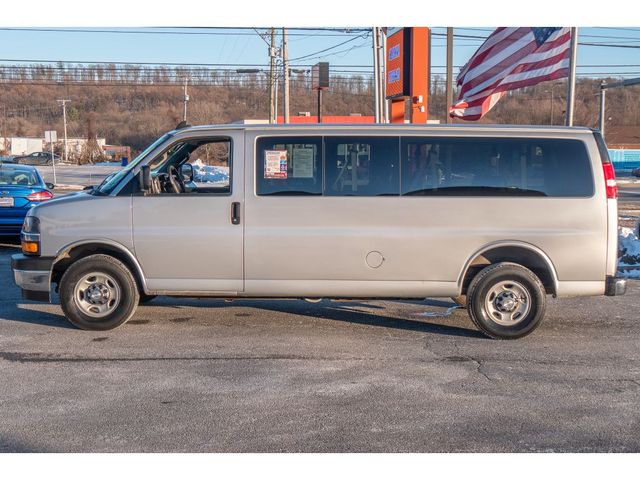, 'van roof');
174,123,595,135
